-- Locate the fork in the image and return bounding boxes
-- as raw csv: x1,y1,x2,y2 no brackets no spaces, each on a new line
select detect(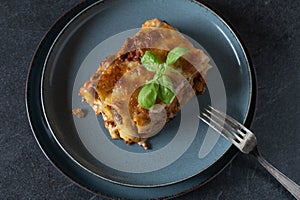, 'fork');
199,106,300,200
